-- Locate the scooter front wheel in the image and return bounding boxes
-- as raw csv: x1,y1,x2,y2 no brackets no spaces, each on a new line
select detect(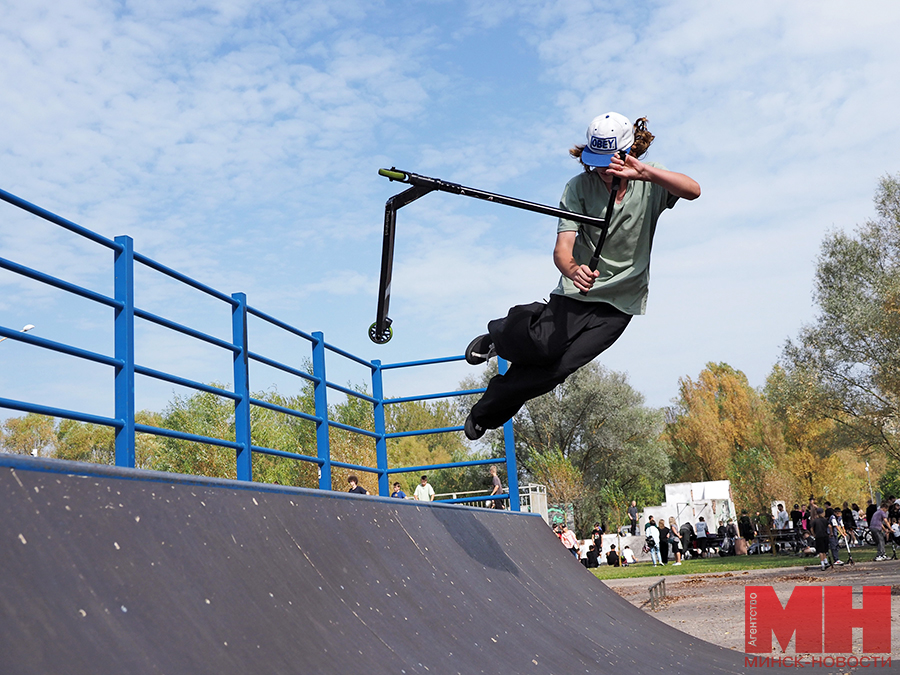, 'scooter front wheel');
369,322,393,344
